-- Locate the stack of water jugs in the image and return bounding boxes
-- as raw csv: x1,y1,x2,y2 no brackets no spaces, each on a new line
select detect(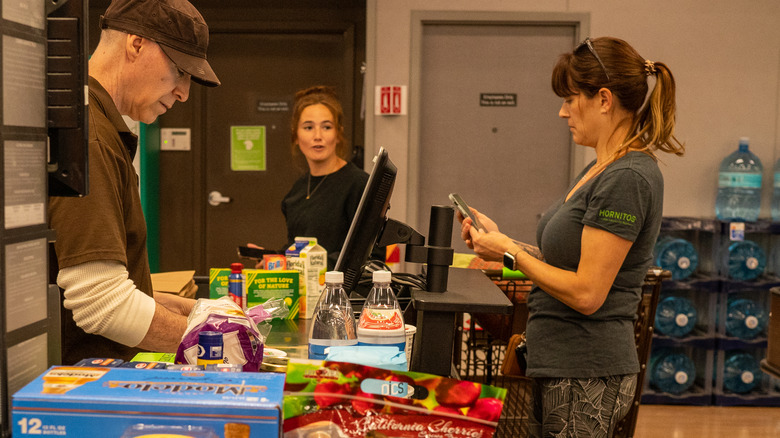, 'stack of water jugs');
645,137,780,406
